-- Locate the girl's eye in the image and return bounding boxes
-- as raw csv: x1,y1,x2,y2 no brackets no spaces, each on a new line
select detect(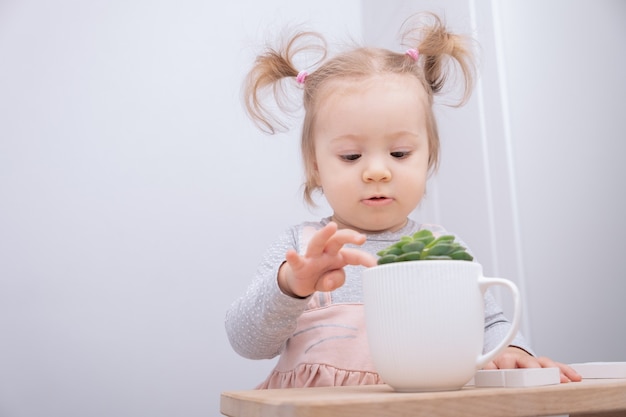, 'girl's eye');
340,154,361,161
391,151,411,159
